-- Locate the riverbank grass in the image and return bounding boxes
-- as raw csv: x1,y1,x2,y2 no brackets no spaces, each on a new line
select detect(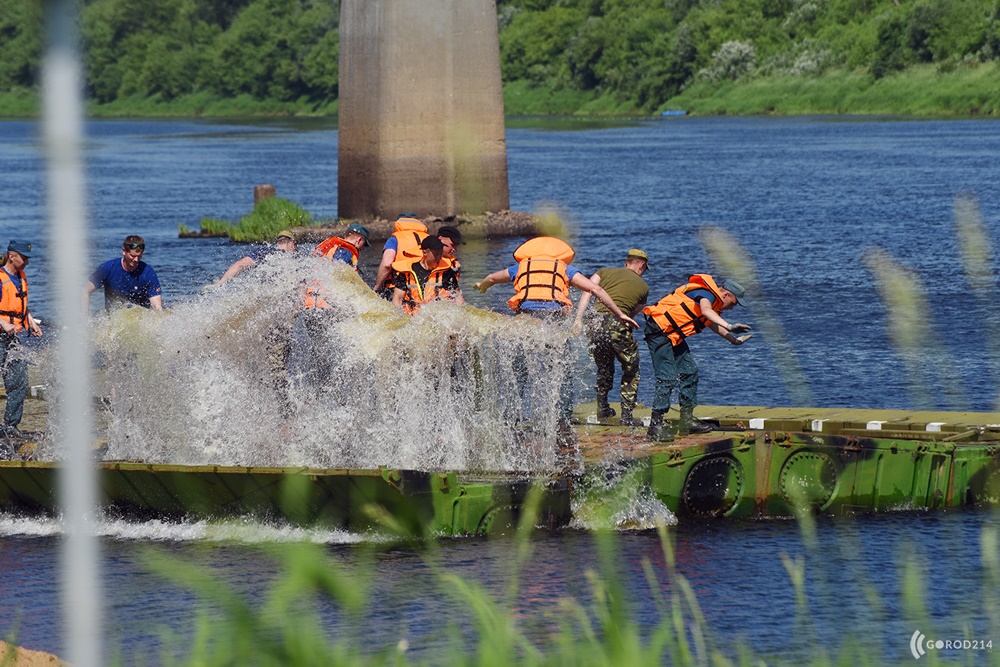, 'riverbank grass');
666,63,1000,116
499,62,1000,117
93,92,338,118
4,61,999,119
0,88,38,118
502,79,604,116
2,88,339,119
